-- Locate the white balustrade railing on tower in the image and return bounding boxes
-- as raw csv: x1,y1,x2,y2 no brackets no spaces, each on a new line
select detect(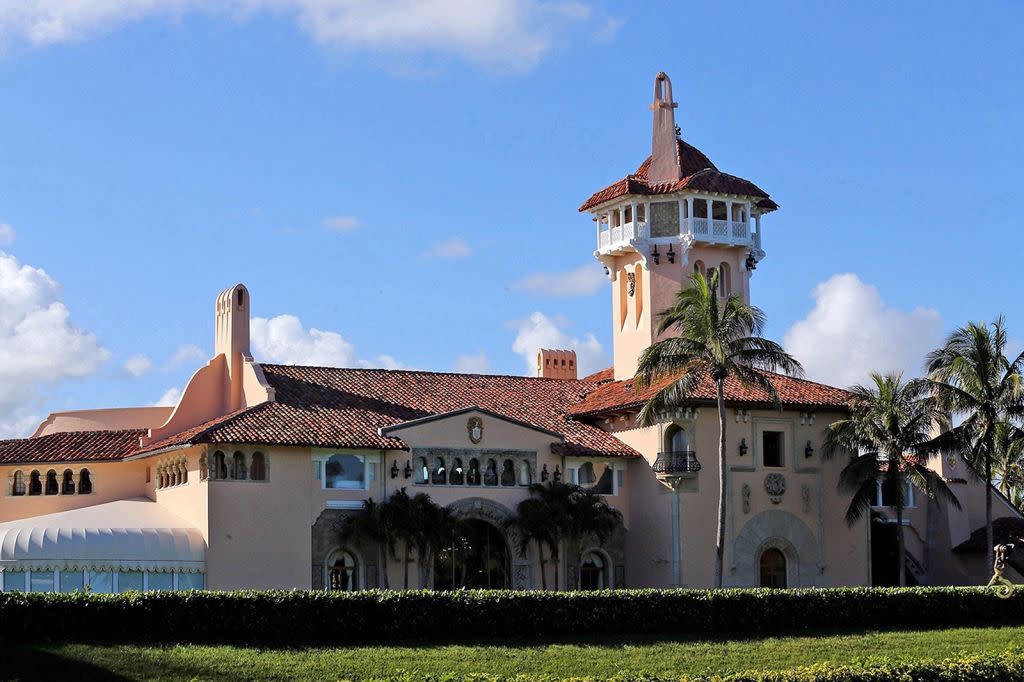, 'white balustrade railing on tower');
596,221,651,251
